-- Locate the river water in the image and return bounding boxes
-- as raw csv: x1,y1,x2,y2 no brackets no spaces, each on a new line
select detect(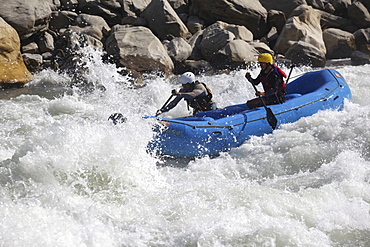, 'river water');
1,47,370,246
